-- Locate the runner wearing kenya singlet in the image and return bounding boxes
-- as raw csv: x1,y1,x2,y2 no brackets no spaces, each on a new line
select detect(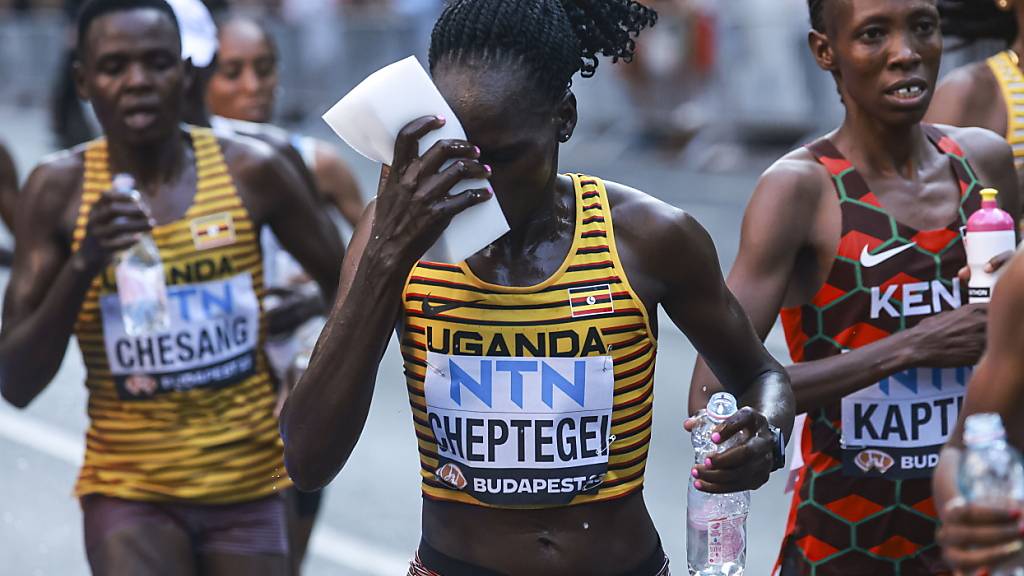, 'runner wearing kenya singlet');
281,1,795,574
689,0,1021,574
0,0,340,573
